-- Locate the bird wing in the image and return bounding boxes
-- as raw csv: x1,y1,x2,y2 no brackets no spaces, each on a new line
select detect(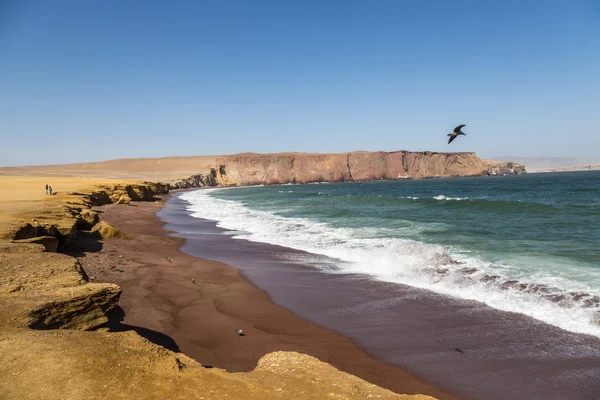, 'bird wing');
453,124,466,133
448,134,457,144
